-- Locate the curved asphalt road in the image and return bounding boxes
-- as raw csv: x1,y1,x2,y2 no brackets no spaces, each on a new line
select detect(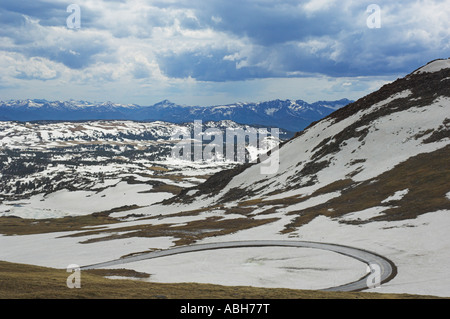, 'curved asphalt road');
80,240,397,292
